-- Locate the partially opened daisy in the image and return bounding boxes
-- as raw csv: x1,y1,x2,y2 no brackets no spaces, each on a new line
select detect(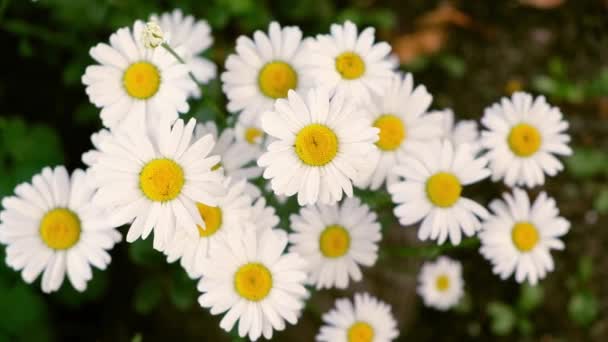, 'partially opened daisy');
388,140,491,245
258,88,379,205
164,178,252,278
0,166,121,293
289,197,381,289
435,108,480,154
150,8,216,96
82,20,196,131
480,92,572,188
316,292,398,342
197,228,308,341
357,73,443,190
304,20,394,103
195,121,262,196
235,111,267,147
88,118,225,251
479,188,570,285
222,21,310,117
417,257,464,311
